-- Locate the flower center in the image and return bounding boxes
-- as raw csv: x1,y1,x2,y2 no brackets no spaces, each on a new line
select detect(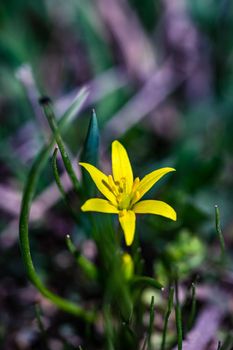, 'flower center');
103,175,140,210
